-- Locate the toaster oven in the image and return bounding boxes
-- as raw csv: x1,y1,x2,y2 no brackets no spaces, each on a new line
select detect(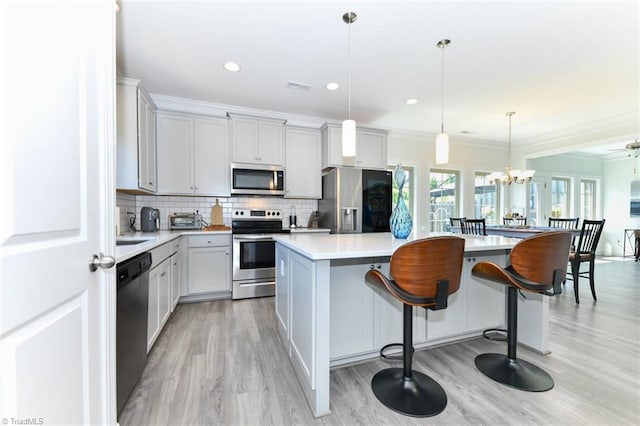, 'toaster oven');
169,213,203,230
